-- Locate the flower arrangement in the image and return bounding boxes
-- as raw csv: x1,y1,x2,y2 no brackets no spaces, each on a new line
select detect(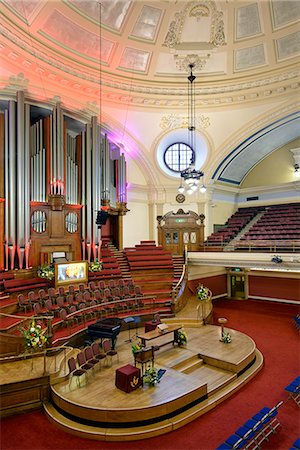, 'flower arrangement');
221,331,231,344
20,319,48,350
271,255,282,264
177,328,188,346
37,264,54,280
144,366,159,386
131,341,143,354
88,259,103,272
197,284,209,300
